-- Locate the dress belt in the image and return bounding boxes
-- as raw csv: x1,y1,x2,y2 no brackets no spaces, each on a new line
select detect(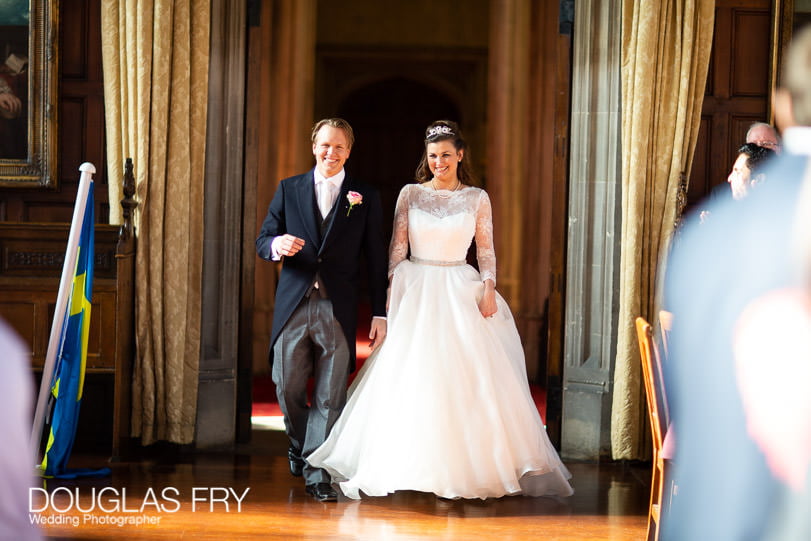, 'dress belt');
409,256,466,267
